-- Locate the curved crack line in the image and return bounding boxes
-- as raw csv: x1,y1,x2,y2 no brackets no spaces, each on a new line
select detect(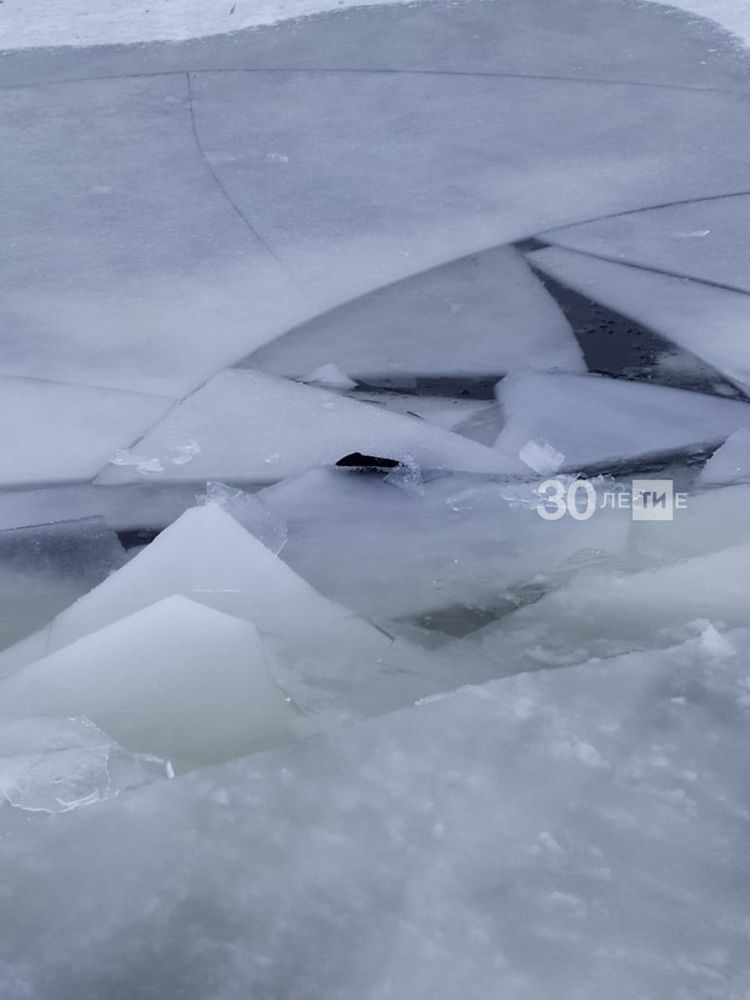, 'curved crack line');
0,64,747,98
526,243,750,298
184,71,304,290
539,189,750,238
